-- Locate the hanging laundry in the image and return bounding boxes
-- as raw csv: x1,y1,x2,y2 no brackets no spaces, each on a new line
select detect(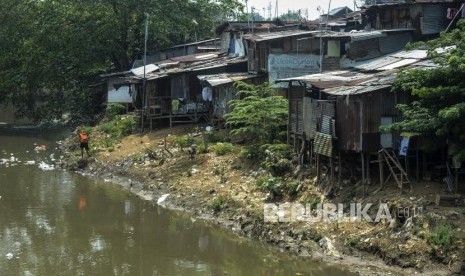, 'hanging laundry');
447,8,458,19
202,87,212,102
